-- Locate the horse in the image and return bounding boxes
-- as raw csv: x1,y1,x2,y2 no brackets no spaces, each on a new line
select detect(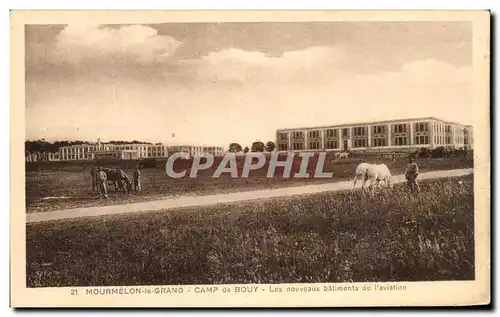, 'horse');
365,163,392,190
353,163,371,188
103,168,133,194
353,163,392,191
91,167,132,194
338,152,349,160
